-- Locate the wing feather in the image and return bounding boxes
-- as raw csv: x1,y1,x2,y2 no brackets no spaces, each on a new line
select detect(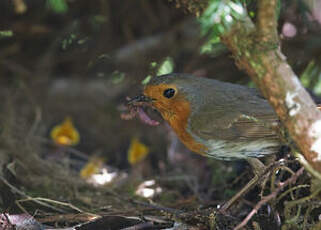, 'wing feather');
189,102,279,141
